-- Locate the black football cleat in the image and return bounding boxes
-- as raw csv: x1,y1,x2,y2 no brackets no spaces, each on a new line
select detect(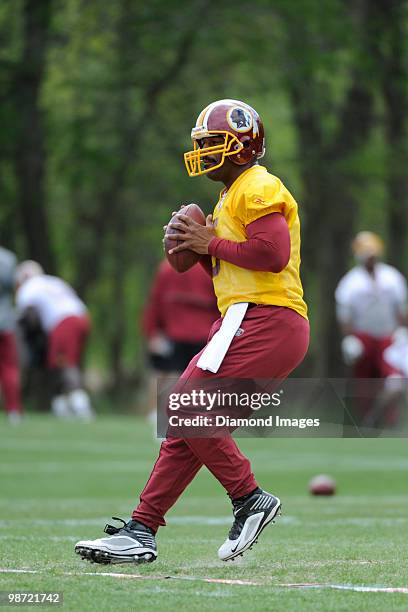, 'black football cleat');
75,517,157,564
218,489,281,561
